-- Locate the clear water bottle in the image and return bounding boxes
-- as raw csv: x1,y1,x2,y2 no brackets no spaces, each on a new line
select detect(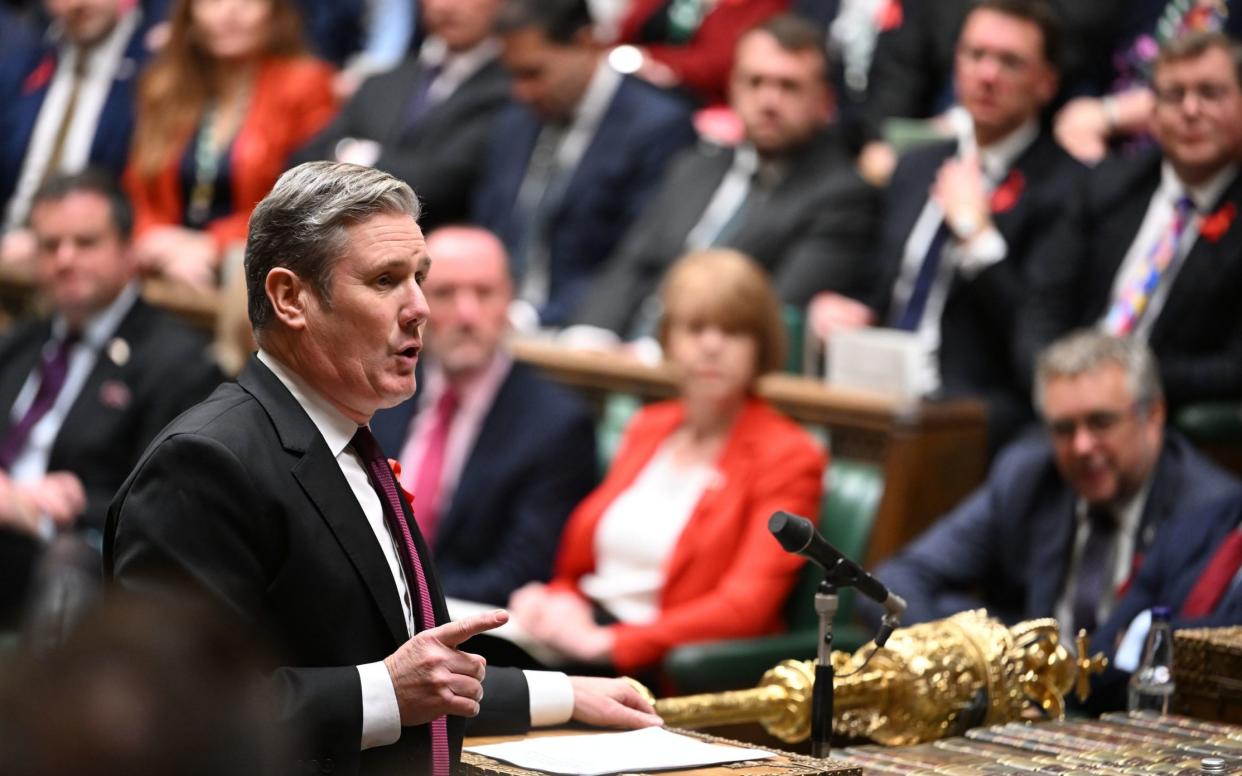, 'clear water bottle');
1128,606,1175,714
